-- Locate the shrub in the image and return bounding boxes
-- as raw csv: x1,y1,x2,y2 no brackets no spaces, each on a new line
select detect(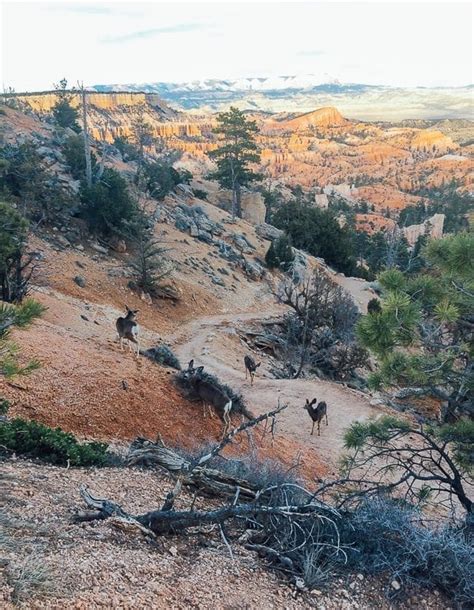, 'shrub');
0,398,10,415
193,188,208,200
144,345,181,370
143,161,183,200
265,234,295,271
0,142,75,222
342,498,474,605
62,135,96,180
113,136,140,162
80,167,137,236
0,418,109,466
272,201,358,276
